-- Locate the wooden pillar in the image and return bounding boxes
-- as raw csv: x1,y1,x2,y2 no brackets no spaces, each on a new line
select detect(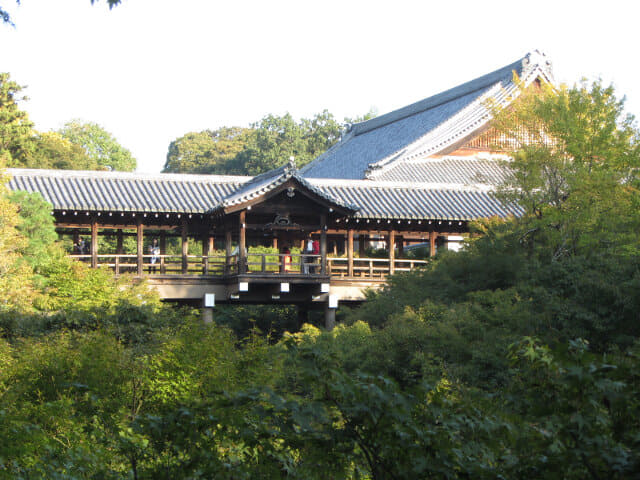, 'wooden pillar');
116,229,123,254
208,235,215,253
359,233,367,257
115,229,123,275
225,228,232,274
320,214,327,275
181,220,188,274
160,231,166,274
297,305,308,330
389,230,395,274
91,219,98,268
272,237,278,249
397,235,404,258
239,211,246,274
347,228,354,277
429,230,436,258
136,219,144,275
202,235,210,275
